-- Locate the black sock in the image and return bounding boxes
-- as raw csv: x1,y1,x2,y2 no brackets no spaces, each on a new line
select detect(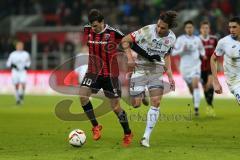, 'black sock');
82,101,98,127
116,110,131,134
194,108,199,112
204,88,214,106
